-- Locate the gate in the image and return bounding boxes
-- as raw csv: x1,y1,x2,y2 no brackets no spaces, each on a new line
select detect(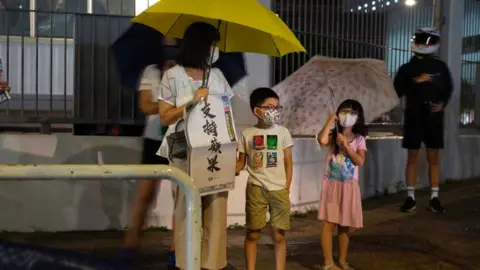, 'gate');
272,0,436,125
